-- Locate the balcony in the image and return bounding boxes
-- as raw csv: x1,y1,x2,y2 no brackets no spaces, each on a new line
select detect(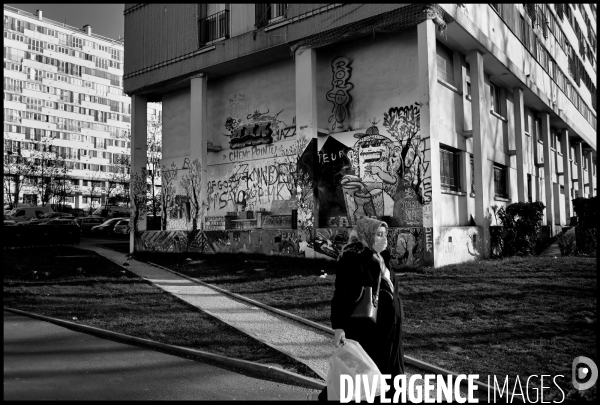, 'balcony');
199,10,230,46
